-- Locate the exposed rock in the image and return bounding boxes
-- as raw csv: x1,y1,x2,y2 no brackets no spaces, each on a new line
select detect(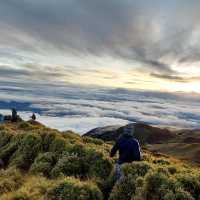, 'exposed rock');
3,115,22,122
